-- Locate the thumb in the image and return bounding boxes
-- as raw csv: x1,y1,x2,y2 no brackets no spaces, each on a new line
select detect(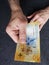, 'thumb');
27,12,37,19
